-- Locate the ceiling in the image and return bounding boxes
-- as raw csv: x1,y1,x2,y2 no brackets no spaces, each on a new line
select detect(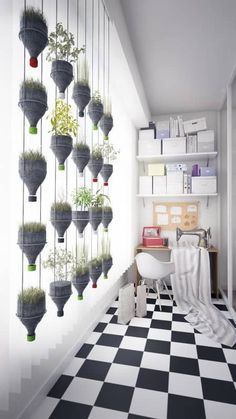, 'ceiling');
120,0,236,116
